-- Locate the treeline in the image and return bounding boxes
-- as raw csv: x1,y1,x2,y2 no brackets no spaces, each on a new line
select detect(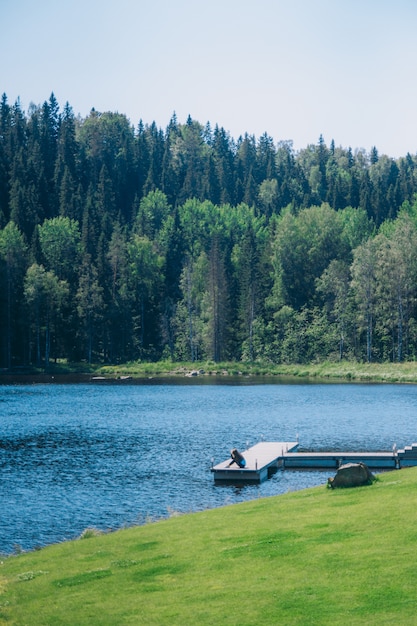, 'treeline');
1,92,417,368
